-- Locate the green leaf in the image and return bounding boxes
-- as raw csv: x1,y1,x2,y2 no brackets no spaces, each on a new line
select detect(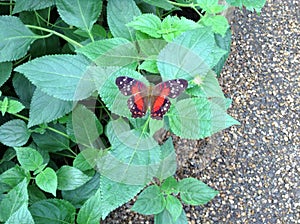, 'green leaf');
0,148,16,164
73,148,102,171
197,0,226,14
0,97,8,115
98,67,149,118
157,27,226,81
161,176,179,194
159,15,201,42
14,147,43,171
168,98,239,139
149,119,164,137
77,37,139,68
98,176,144,219
225,0,266,13
0,16,38,62
12,73,36,108
0,166,30,190
74,24,106,39
127,14,161,38
0,178,28,222
107,0,141,40
70,104,103,147
62,173,100,208
5,99,25,115
56,0,102,31
156,138,177,180
76,189,102,224
36,167,57,196
0,119,30,147
178,178,218,205
142,0,174,10
0,62,12,87
13,0,55,13
154,208,188,224
166,195,183,222
139,59,159,73
56,165,92,191
96,119,161,185
29,199,75,224
28,185,47,204
5,204,34,224
32,123,69,152
14,54,95,101
28,88,73,127
201,15,229,36
131,185,166,215
213,28,231,76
